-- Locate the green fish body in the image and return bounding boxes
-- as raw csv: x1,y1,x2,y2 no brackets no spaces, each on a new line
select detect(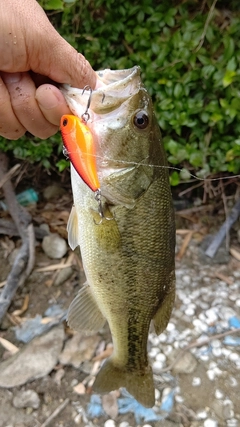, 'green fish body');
61,67,175,408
